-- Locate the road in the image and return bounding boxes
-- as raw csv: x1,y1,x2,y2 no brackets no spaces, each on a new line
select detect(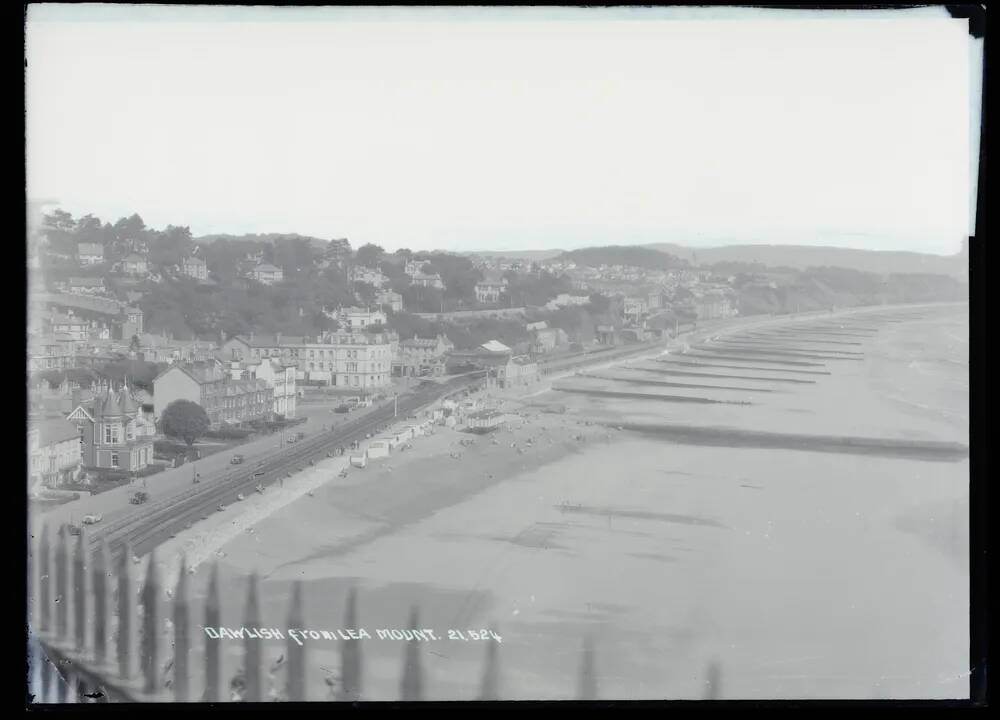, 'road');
32,374,485,564
32,394,365,530
31,375,481,539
